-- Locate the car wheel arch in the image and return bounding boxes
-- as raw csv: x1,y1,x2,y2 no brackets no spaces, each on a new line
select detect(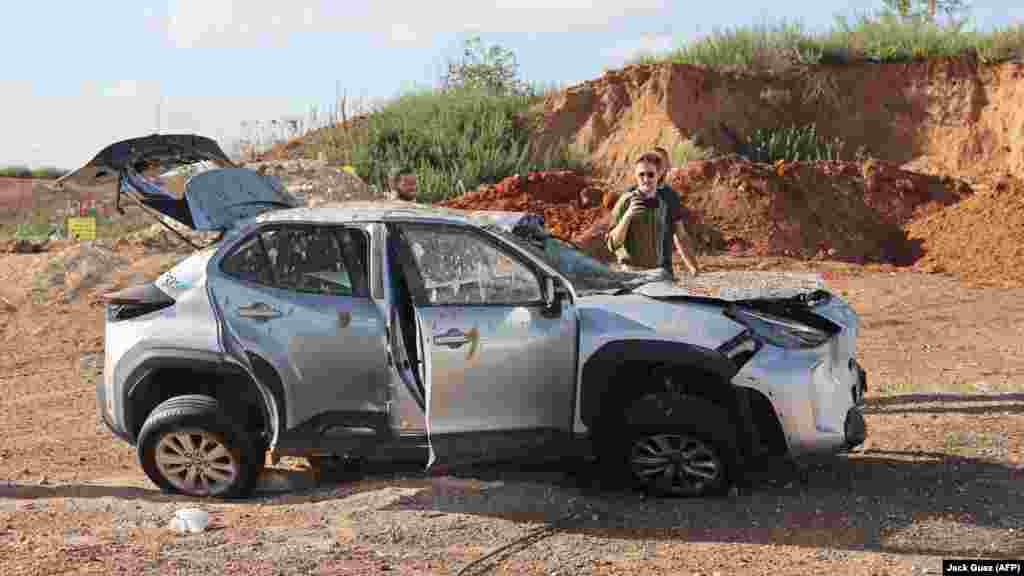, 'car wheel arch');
123,353,285,448
579,339,741,430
